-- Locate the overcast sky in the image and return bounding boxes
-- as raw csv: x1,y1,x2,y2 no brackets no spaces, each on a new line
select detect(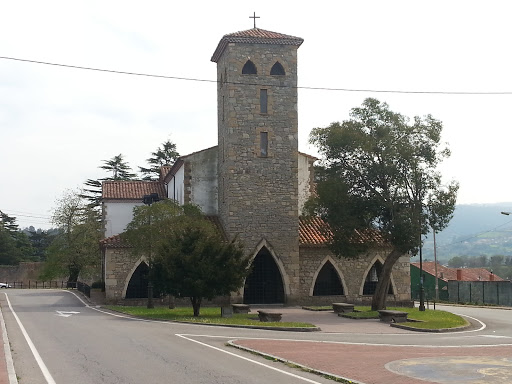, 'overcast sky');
2,1,512,229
